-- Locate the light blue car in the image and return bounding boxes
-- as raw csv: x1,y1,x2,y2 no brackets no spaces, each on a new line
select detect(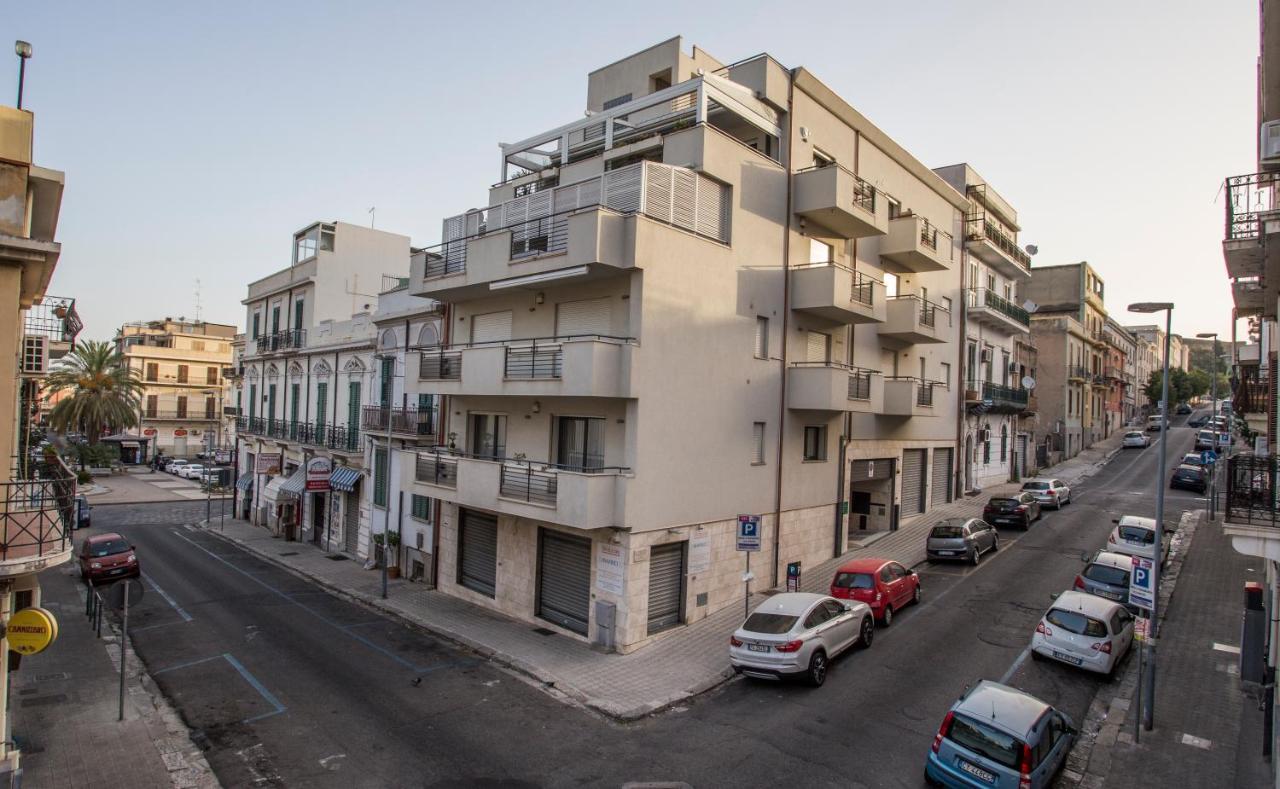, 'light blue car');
925,680,1076,788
